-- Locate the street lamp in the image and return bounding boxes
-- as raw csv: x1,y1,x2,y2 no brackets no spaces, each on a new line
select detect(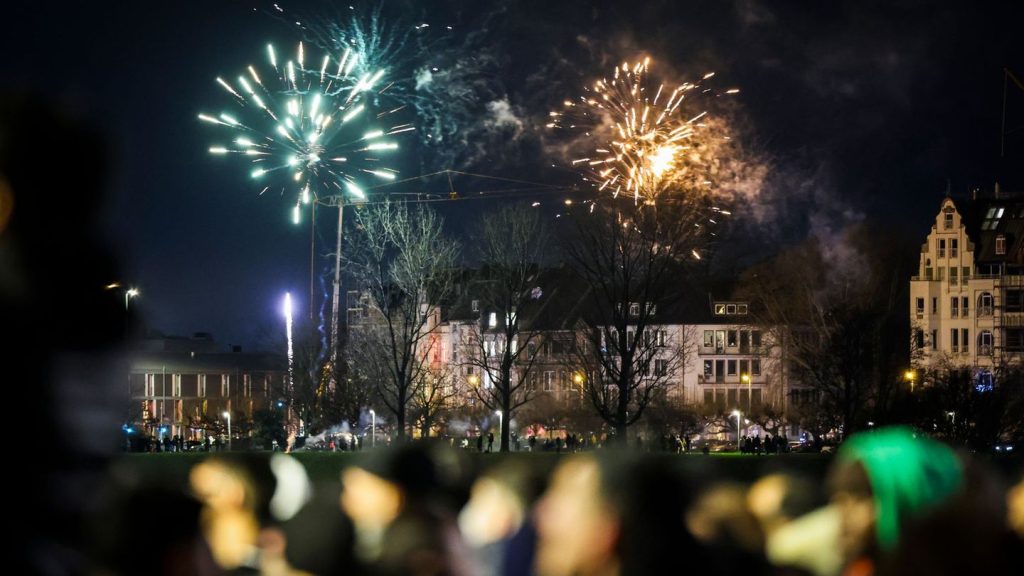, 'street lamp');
125,287,139,310
495,410,503,452
369,409,376,448
904,369,916,393
731,409,742,452
222,411,231,451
